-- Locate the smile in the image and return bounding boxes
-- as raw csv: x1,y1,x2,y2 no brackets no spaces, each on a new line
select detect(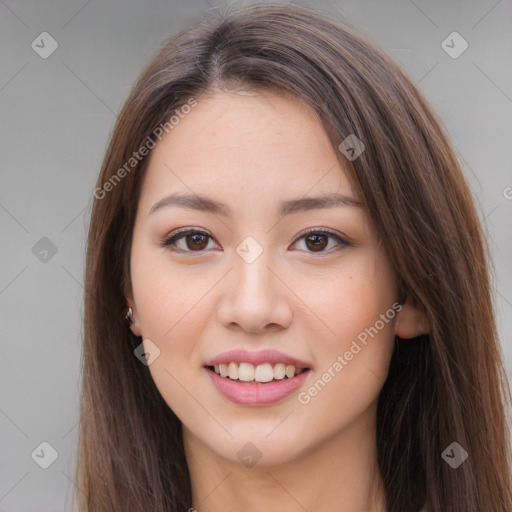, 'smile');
204,364,311,406
207,362,307,382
